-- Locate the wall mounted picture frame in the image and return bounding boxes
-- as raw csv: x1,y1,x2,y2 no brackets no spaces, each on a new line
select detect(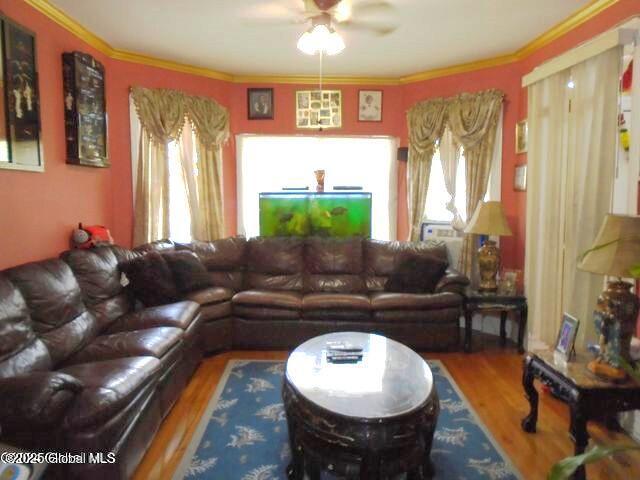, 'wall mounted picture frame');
63,51,109,167
516,119,528,154
358,90,382,122
514,164,527,191
555,313,579,361
296,89,341,129
248,88,274,120
0,15,43,172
